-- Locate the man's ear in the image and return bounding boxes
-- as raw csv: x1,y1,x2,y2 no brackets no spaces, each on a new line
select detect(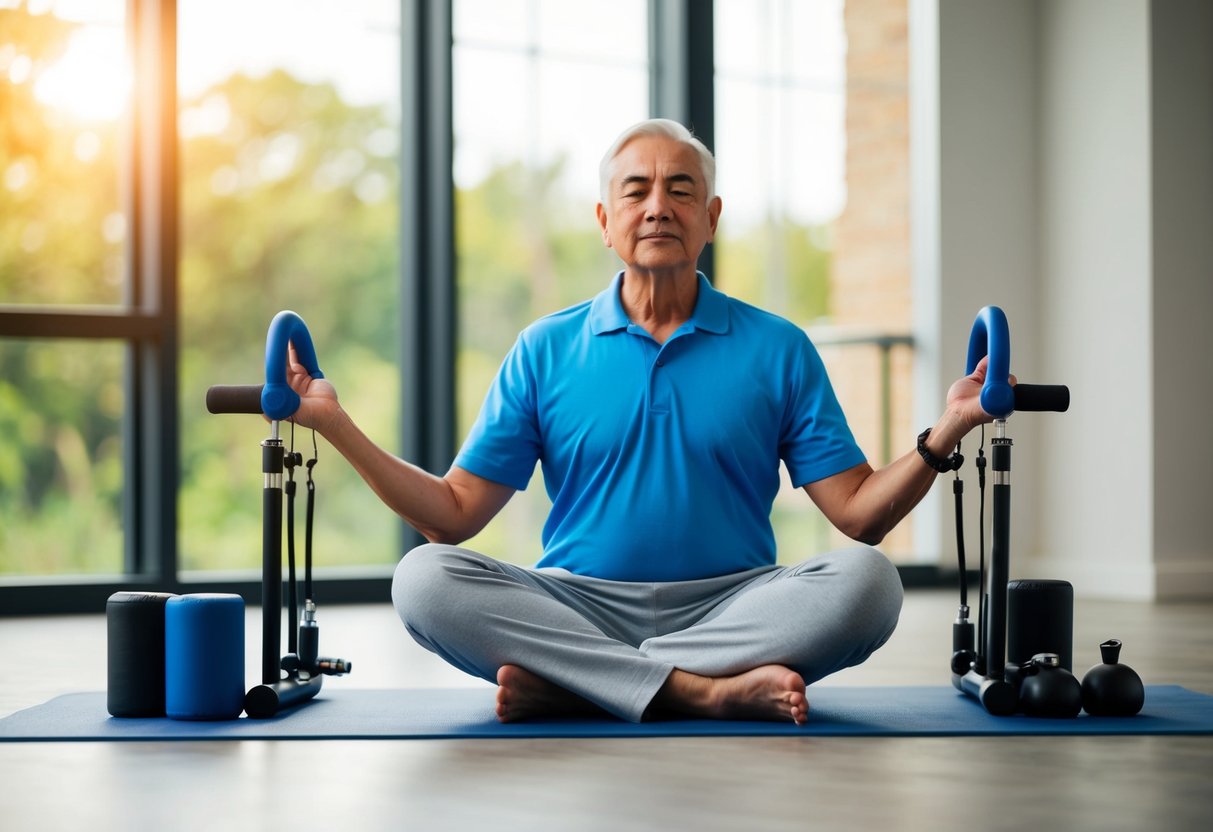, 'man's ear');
706,195,723,241
596,202,612,248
